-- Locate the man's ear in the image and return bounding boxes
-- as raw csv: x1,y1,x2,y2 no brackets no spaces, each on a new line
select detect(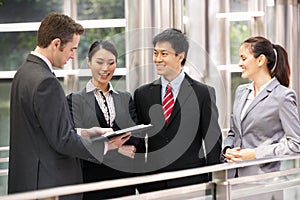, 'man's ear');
51,38,61,49
178,52,185,63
